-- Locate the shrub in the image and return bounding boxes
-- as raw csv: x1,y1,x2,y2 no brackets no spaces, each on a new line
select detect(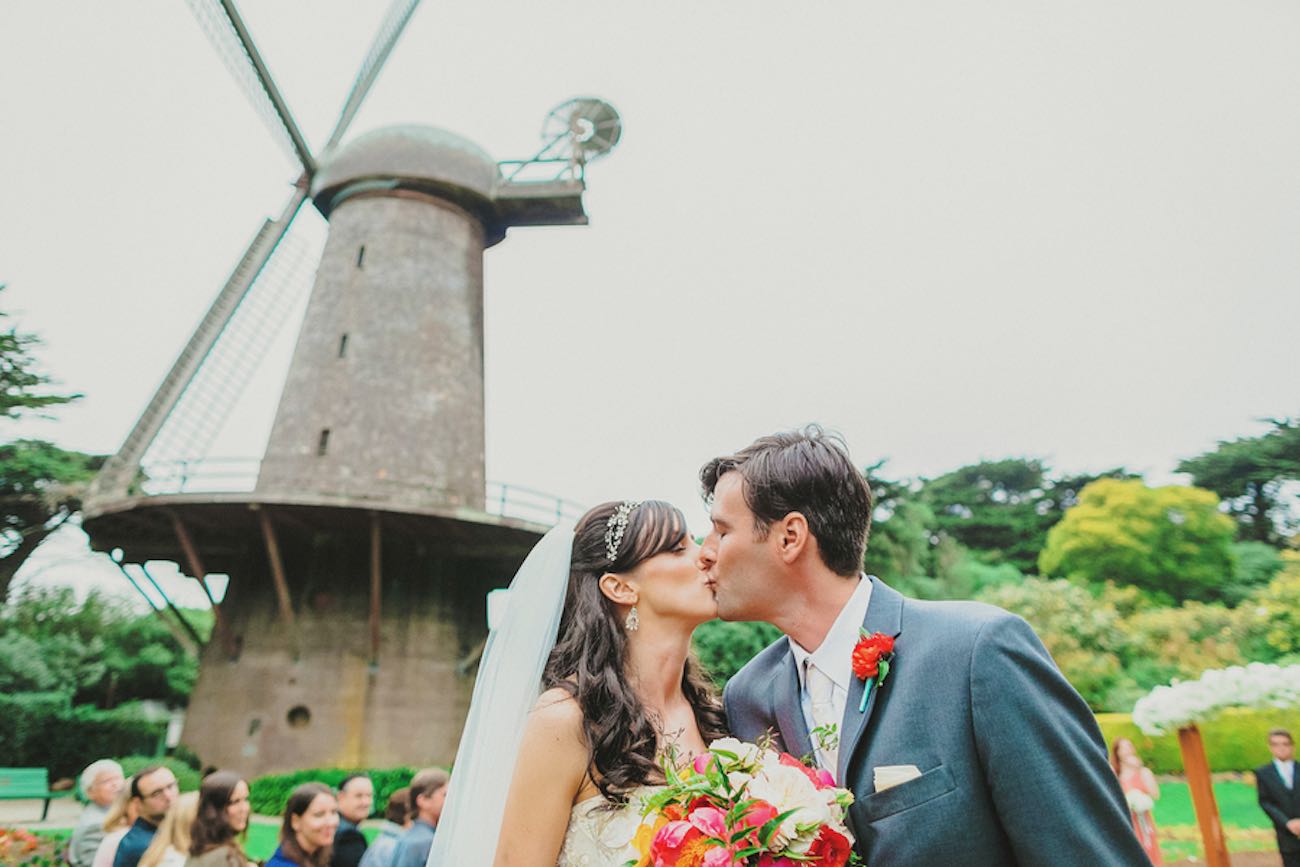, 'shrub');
116,756,202,793
1096,706,1300,774
249,767,421,819
0,692,165,780
691,620,782,687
